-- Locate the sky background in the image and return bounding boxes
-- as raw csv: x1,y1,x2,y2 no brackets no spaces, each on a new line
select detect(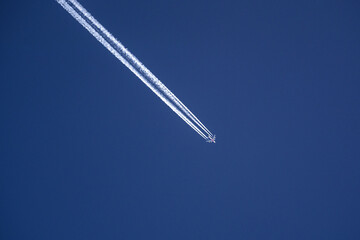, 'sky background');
1,0,360,239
